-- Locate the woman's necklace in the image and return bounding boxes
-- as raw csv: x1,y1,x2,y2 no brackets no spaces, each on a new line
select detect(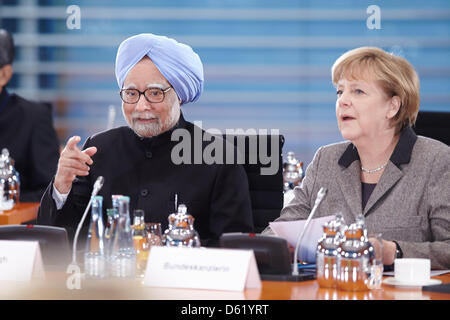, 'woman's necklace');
361,162,388,174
